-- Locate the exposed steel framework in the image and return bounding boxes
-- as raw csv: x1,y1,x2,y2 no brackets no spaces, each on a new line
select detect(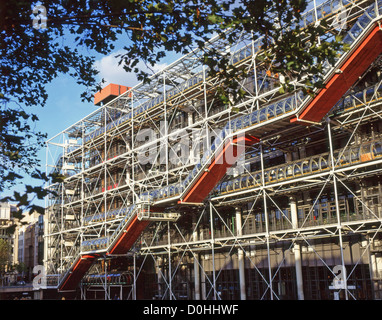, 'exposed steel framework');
44,0,382,299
